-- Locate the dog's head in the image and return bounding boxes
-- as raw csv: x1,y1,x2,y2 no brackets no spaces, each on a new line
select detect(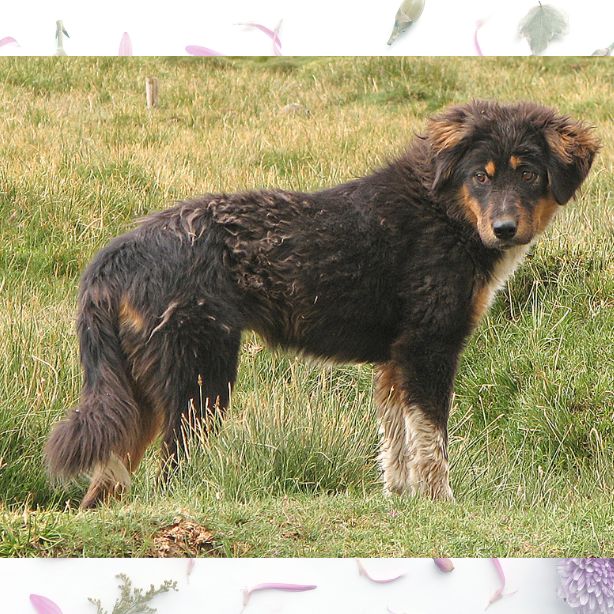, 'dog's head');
426,101,600,249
